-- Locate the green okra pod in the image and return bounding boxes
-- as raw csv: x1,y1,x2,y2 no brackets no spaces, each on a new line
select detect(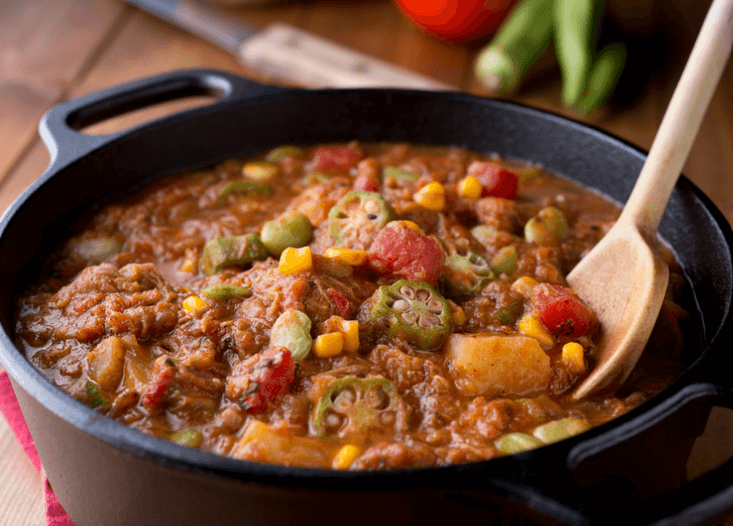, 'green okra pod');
554,0,605,107
475,0,554,95
580,42,627,114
